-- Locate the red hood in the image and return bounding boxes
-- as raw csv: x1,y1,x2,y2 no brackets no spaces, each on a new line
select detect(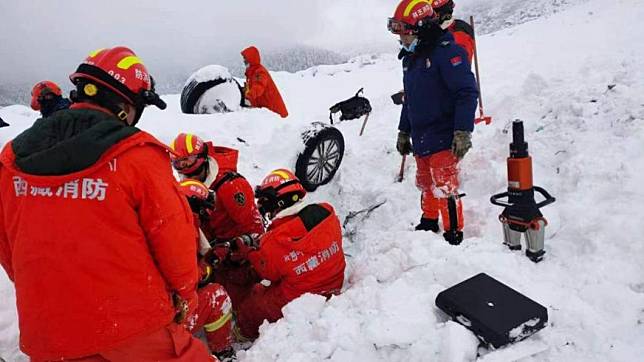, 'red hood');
241,46,261,66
